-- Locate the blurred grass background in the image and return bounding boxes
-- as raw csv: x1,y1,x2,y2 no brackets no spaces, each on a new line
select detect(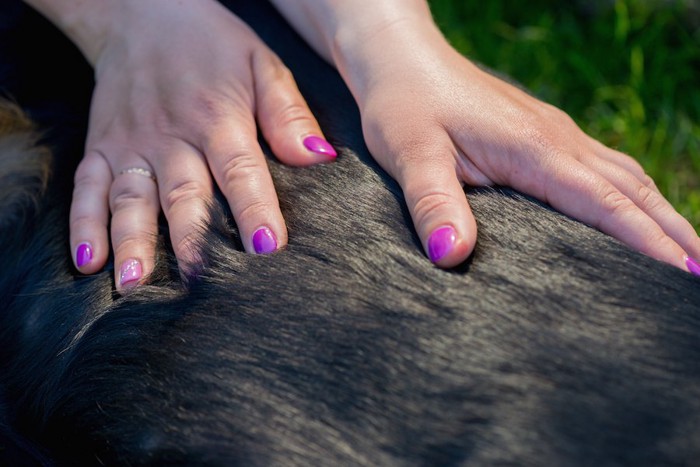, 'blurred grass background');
428,0,700,230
